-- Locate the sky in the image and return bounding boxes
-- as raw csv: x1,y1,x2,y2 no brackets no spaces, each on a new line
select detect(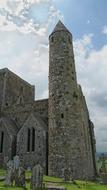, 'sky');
0,0,107,152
